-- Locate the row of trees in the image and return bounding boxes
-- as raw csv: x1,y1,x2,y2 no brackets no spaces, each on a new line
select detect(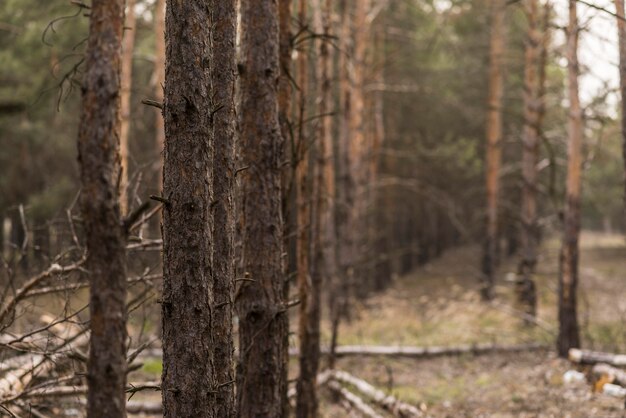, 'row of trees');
1,0,626,416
